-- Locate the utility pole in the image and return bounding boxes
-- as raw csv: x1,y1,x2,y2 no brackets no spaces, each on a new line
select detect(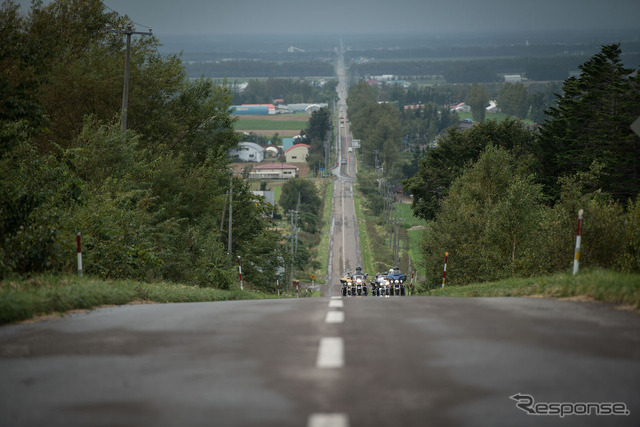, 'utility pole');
289,209,296,290
228,173,233,257
295,192,301,254
105,25,153,135
394,218,402,266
